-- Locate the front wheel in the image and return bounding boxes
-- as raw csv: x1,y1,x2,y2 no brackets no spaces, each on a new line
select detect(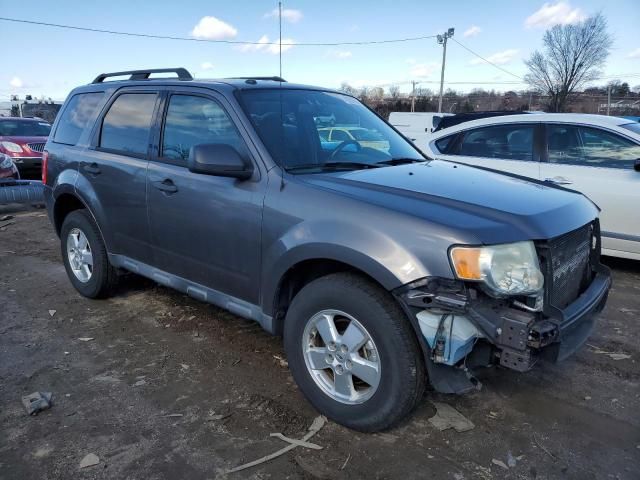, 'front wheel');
284,273,425,431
